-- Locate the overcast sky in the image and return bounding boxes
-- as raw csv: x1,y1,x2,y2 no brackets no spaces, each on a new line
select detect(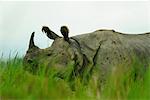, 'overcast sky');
0,1,150,58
